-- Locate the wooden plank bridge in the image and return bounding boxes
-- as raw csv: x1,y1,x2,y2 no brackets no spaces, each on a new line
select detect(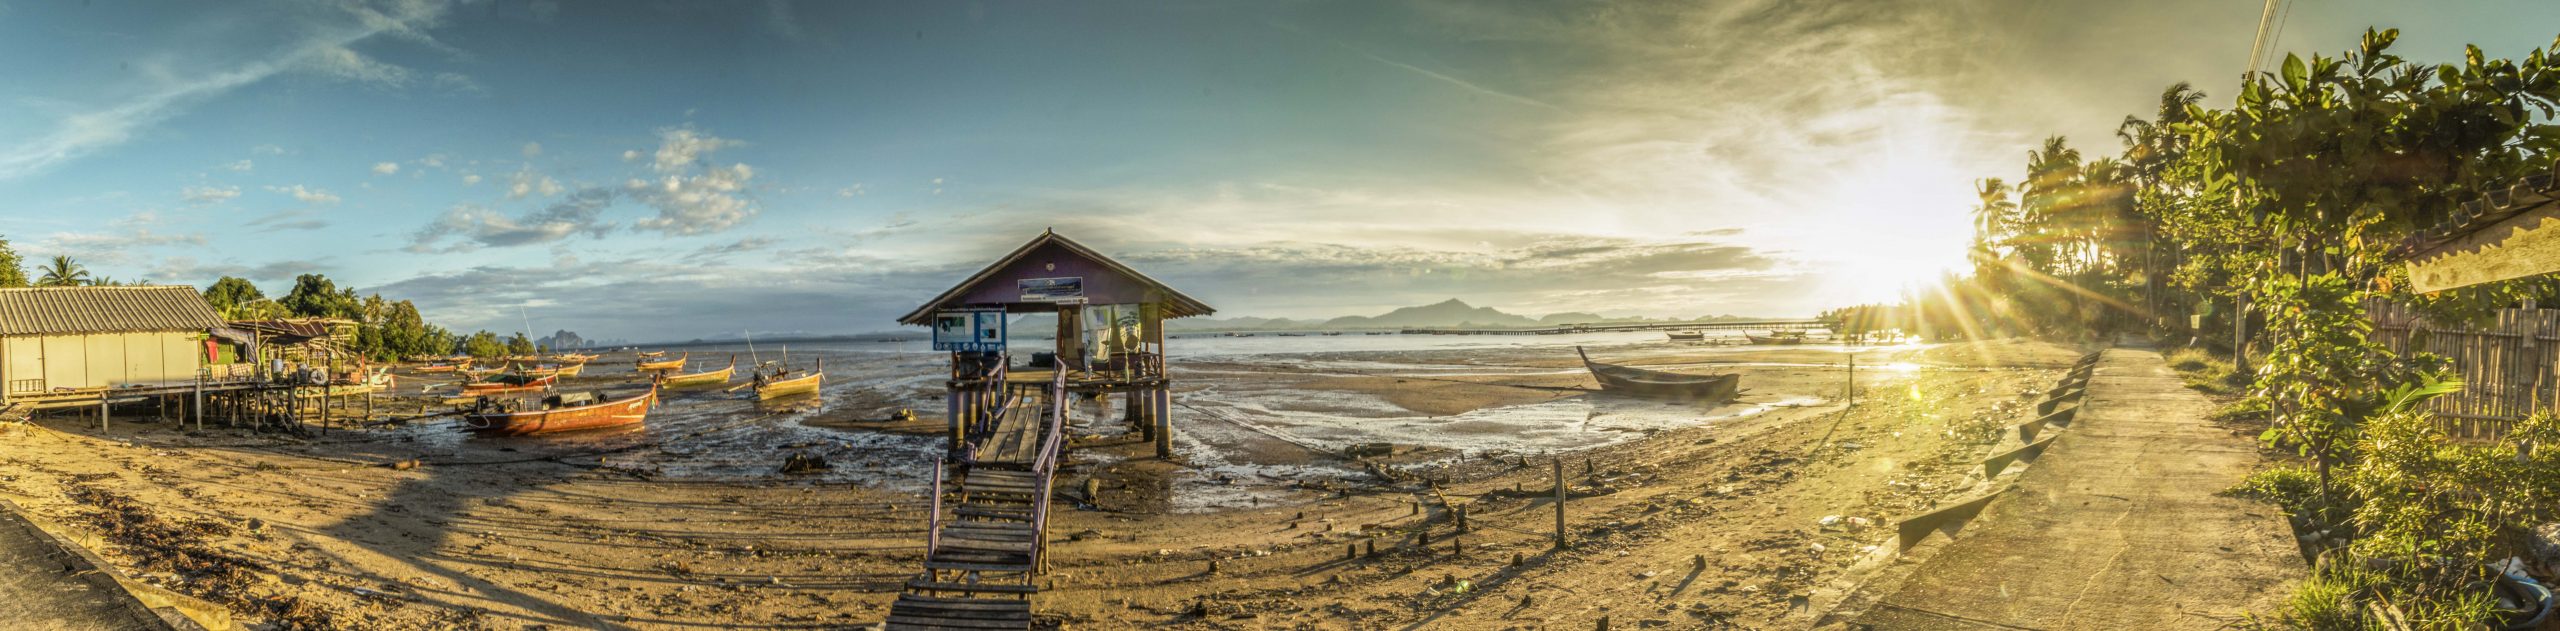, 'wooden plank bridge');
886,372,1067,630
